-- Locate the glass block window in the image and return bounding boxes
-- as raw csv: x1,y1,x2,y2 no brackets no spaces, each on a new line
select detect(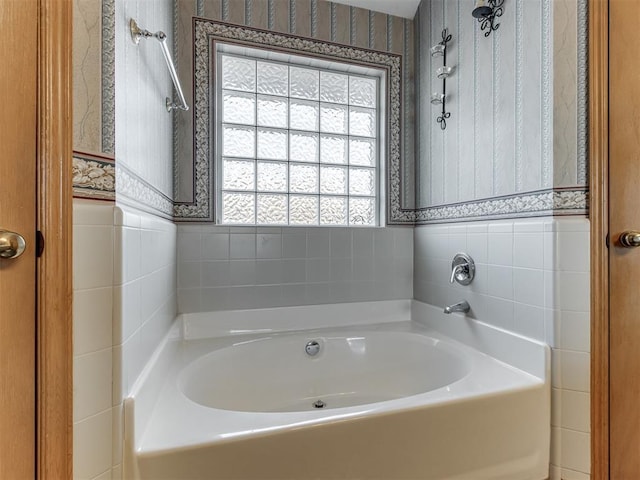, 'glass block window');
217,52,380,226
